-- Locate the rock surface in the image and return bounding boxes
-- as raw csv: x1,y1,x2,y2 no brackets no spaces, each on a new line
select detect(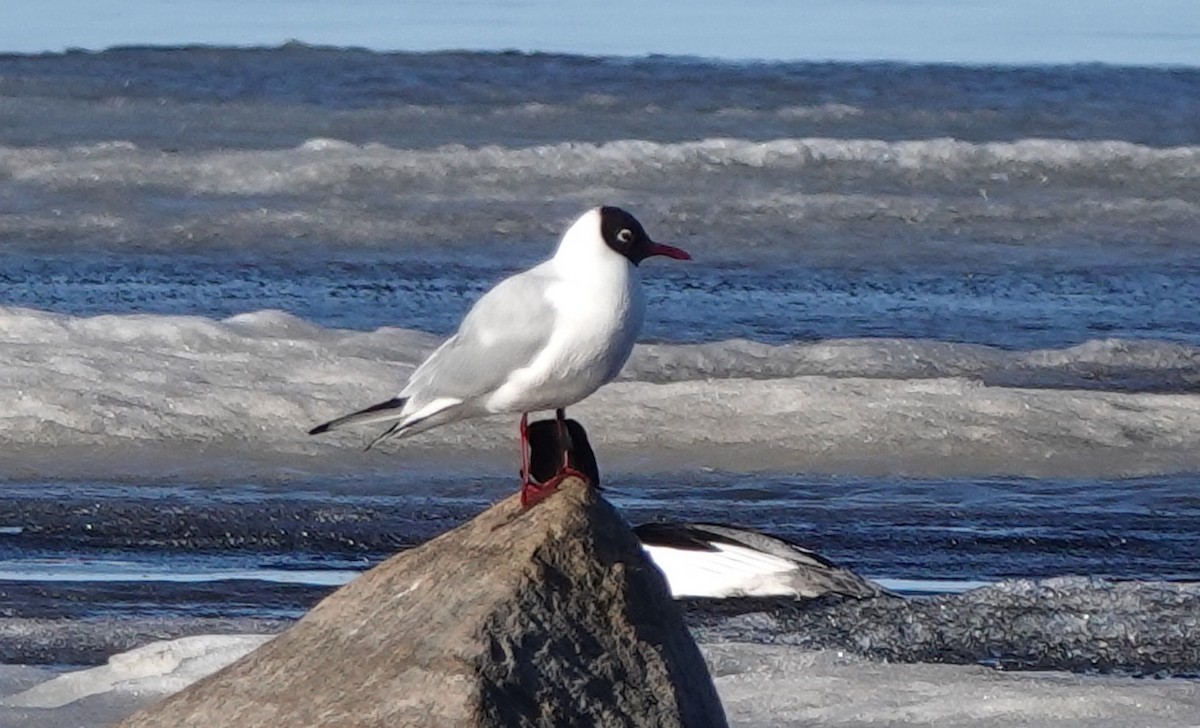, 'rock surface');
115,478,728,727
